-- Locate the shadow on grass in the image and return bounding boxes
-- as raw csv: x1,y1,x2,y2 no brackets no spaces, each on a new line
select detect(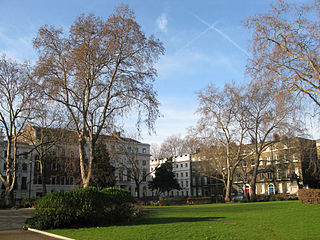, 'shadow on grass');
123,216,224,226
